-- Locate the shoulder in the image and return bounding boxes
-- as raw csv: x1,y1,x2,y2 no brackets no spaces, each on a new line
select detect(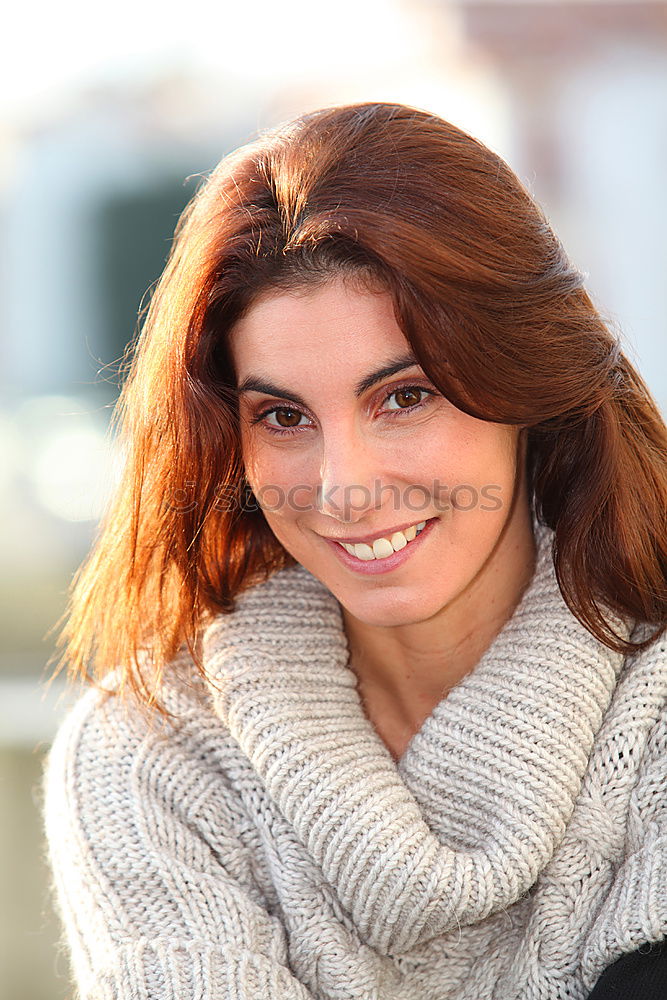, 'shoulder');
42,651,265,913
41,655,309,996
591,622,667,802
580,626,667,989
44,648,242,810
